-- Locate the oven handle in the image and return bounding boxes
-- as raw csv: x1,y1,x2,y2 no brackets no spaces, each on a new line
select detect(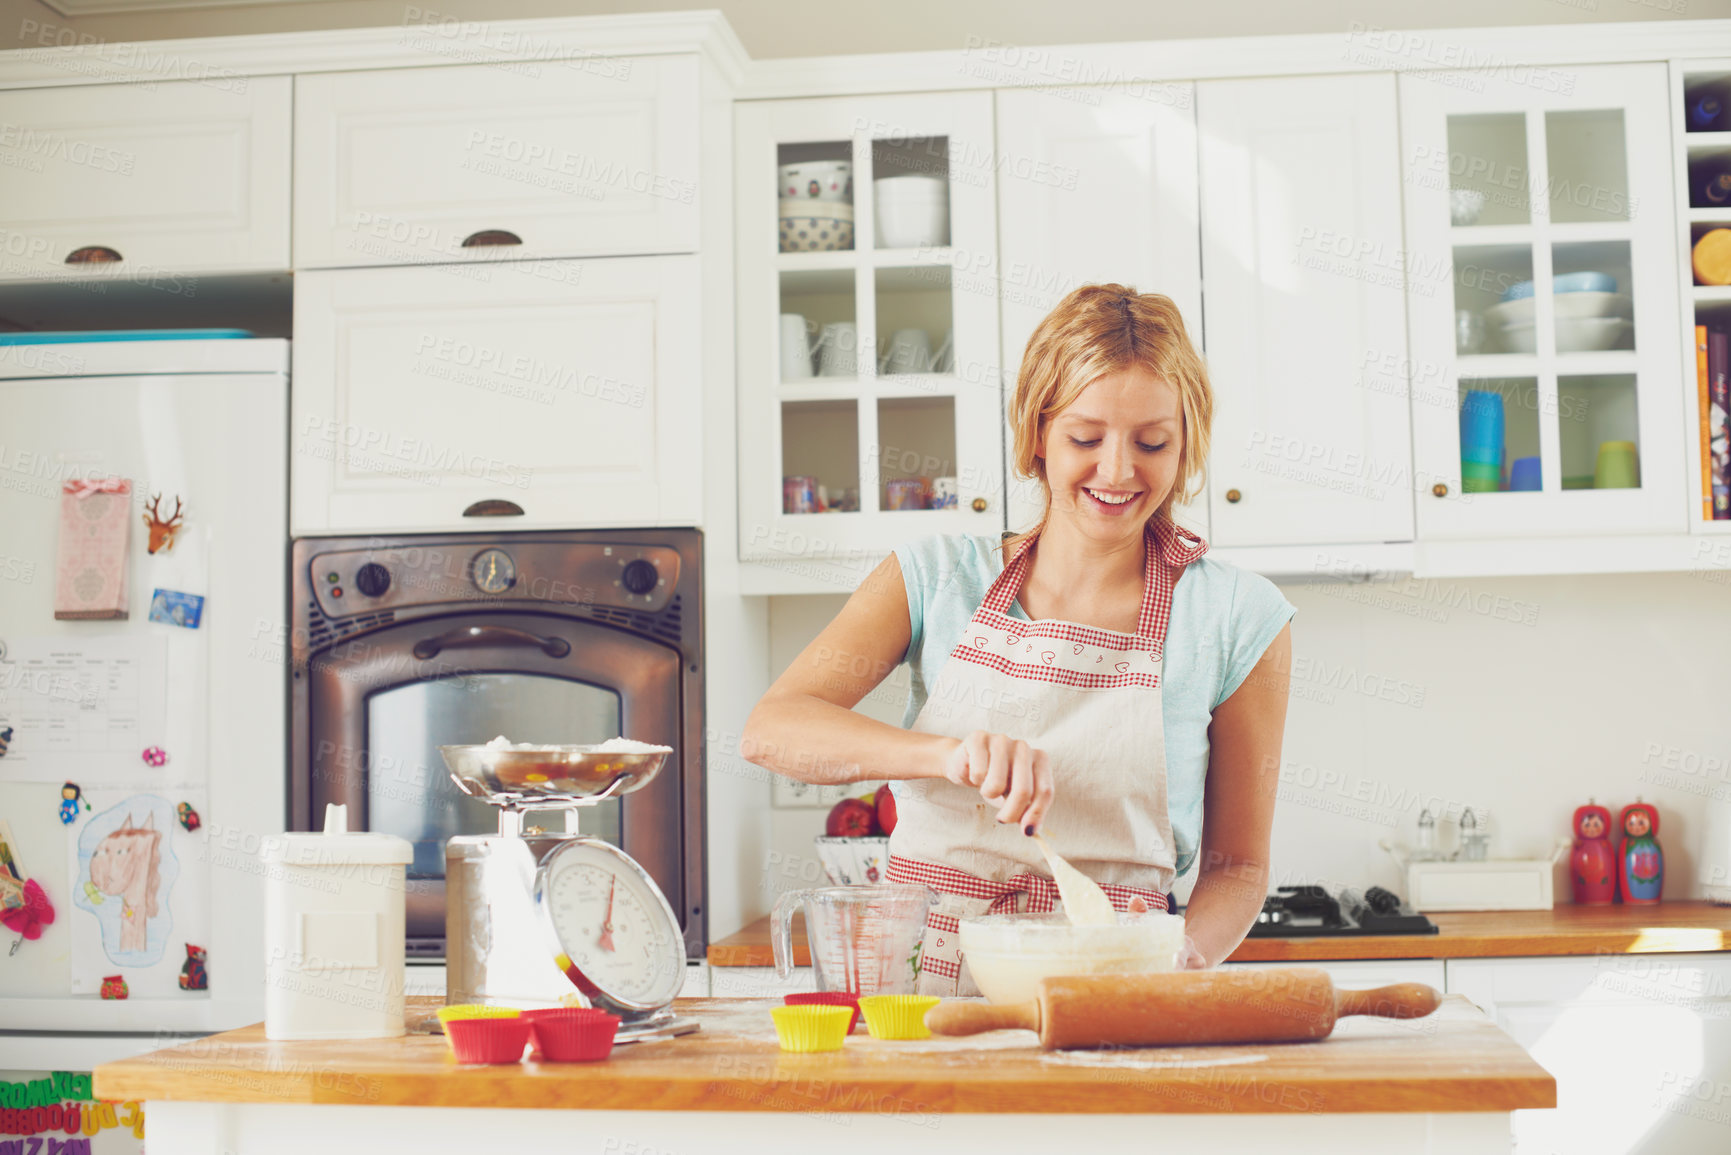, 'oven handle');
411,625,571,661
